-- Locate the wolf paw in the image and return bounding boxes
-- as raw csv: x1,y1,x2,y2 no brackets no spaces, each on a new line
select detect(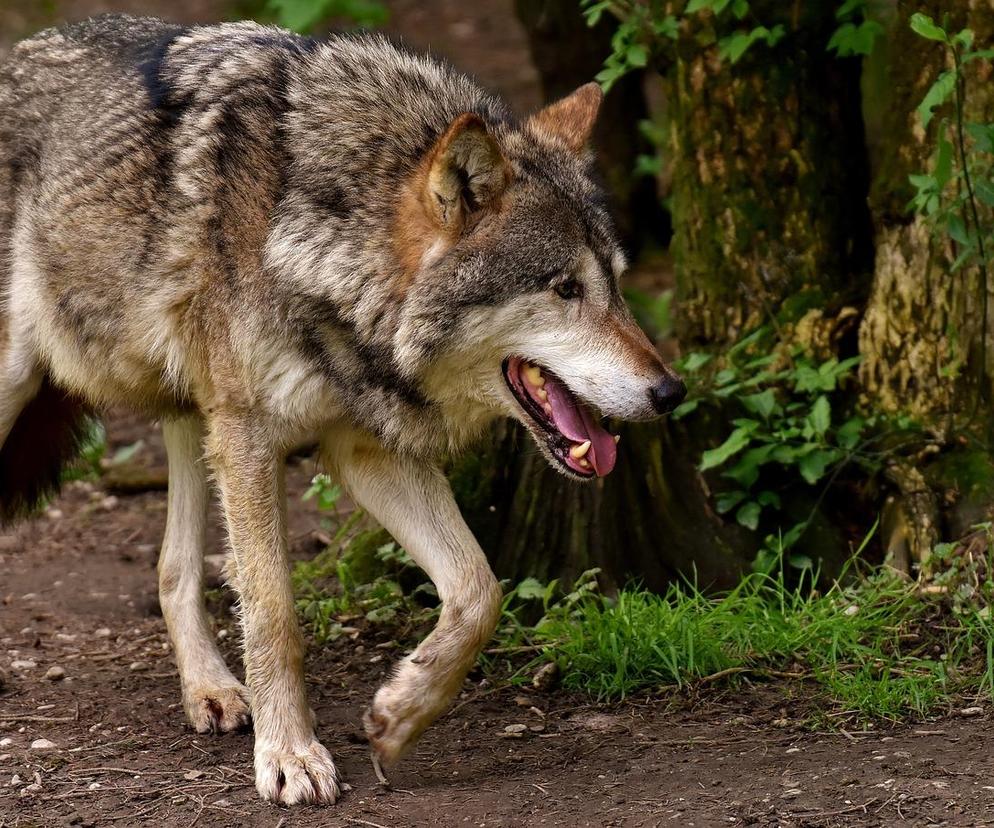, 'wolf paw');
363,687,436,768
185,683,252,734
254,738,341,805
